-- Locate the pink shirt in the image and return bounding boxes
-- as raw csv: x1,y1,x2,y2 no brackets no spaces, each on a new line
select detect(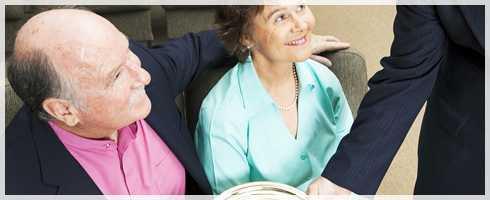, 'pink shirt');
48,120,186,195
